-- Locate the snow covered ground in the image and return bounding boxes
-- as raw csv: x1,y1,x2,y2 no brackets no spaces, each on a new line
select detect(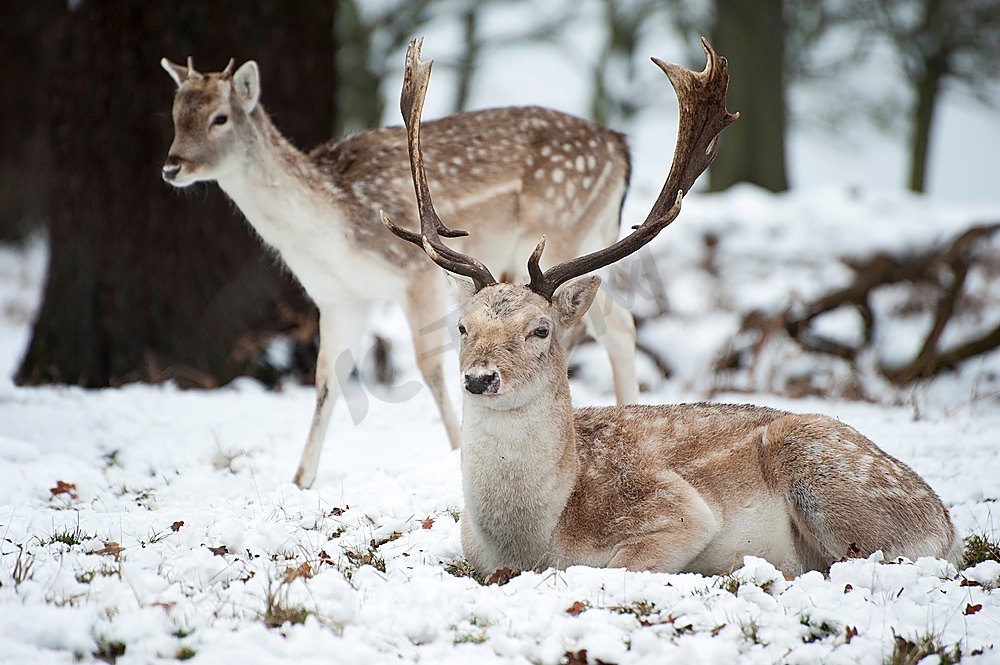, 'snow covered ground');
2,184,999,663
